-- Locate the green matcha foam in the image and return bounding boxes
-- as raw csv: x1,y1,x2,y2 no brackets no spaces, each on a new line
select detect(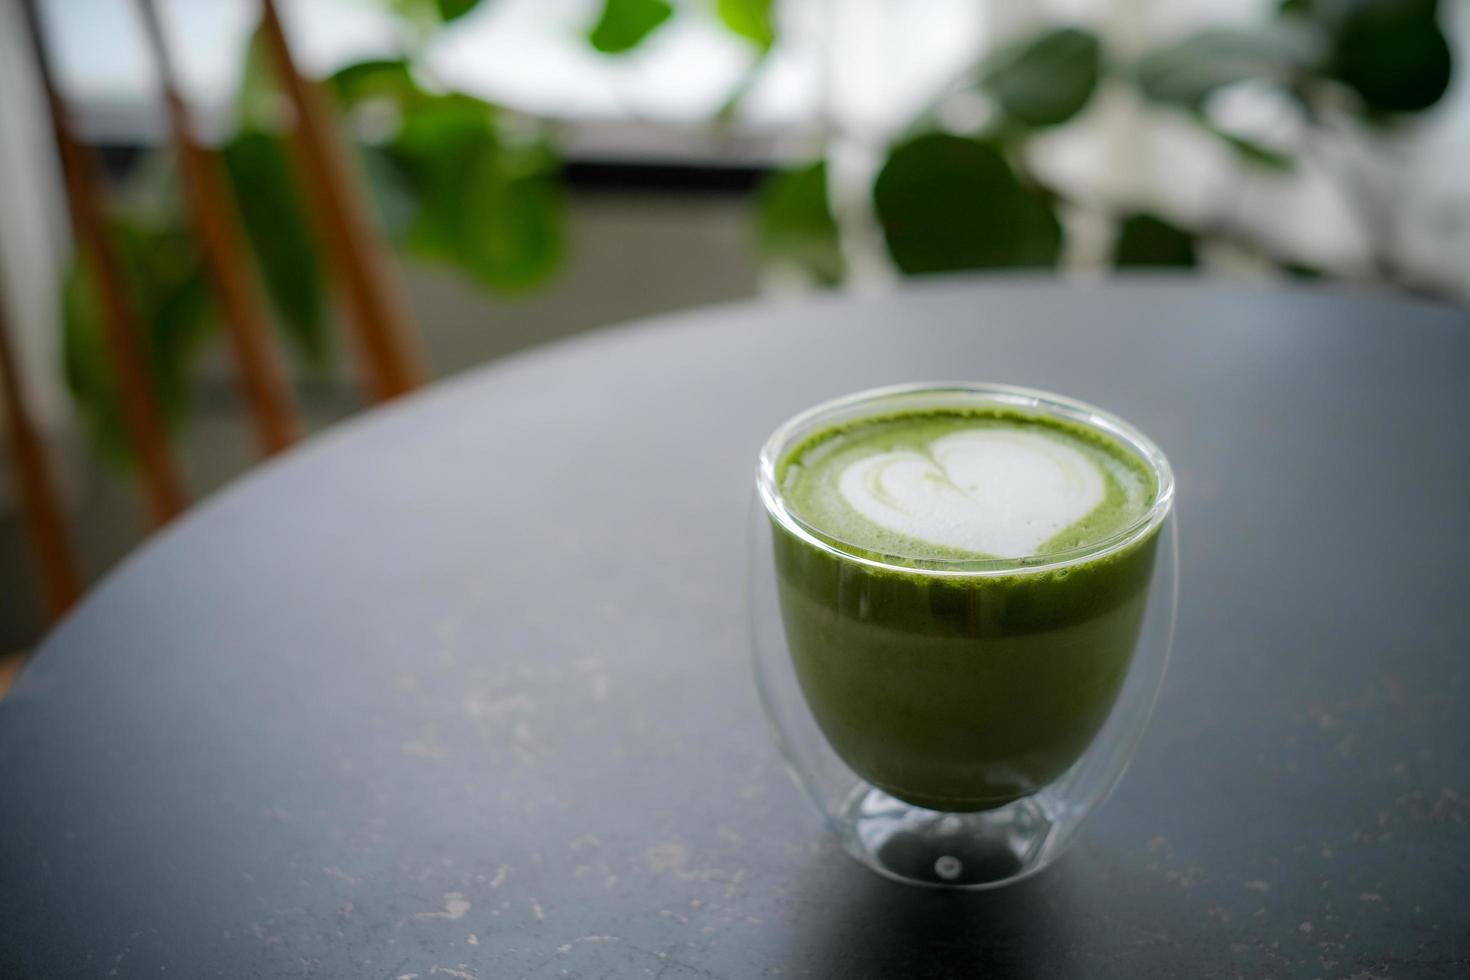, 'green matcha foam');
778,408,1154,563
